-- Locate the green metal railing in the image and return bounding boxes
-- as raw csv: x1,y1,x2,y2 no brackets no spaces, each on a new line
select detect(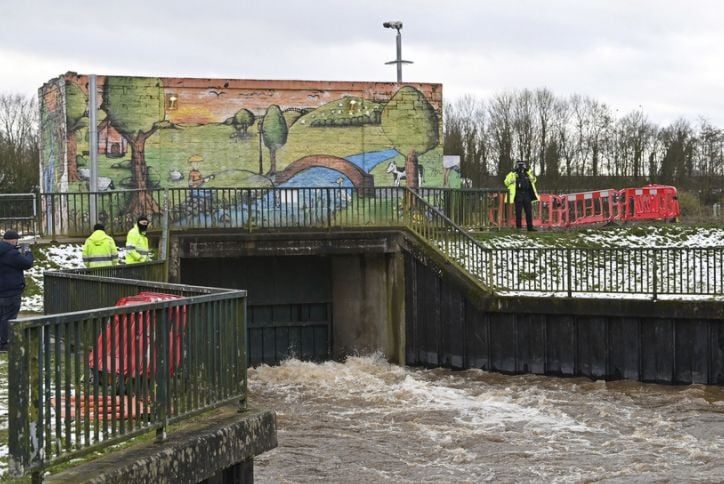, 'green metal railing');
0,193,37,236
35,187,504,236
486,246,724,298
43,262,168,315
402,191,724,299
416,187,502,229
25,186,724,299
8,273,247,478
165,186,406,231
41,189,165,238
402,189,494,291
